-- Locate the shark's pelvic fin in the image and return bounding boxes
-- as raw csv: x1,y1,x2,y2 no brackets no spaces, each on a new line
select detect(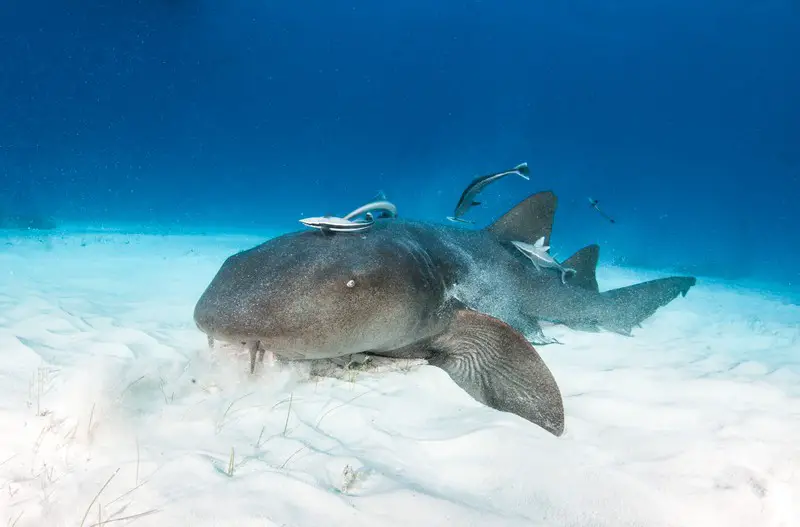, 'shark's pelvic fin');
428,308,565,437
523,316,562,345
486,191,557,247
563,244,600,292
